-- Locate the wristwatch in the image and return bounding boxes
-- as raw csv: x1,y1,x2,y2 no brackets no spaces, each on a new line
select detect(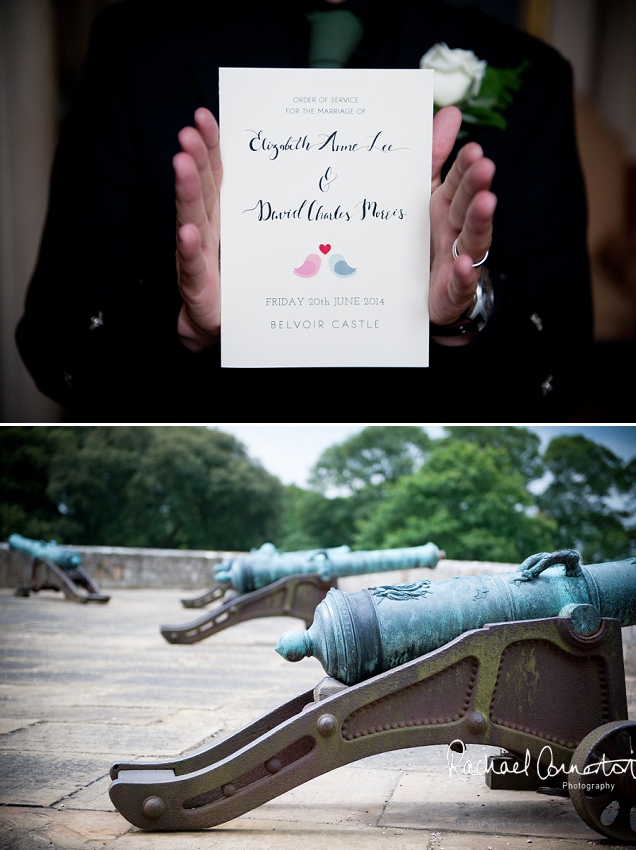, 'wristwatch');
430,268,494,337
